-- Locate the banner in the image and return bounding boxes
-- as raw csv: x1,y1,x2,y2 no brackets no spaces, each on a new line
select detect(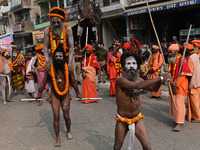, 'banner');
0,33,13,52
32,30,44,45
